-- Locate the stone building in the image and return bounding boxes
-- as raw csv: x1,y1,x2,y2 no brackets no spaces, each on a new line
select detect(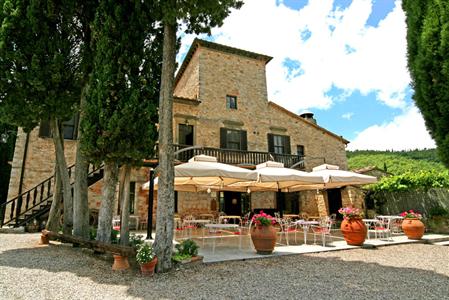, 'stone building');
4,39,363,227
